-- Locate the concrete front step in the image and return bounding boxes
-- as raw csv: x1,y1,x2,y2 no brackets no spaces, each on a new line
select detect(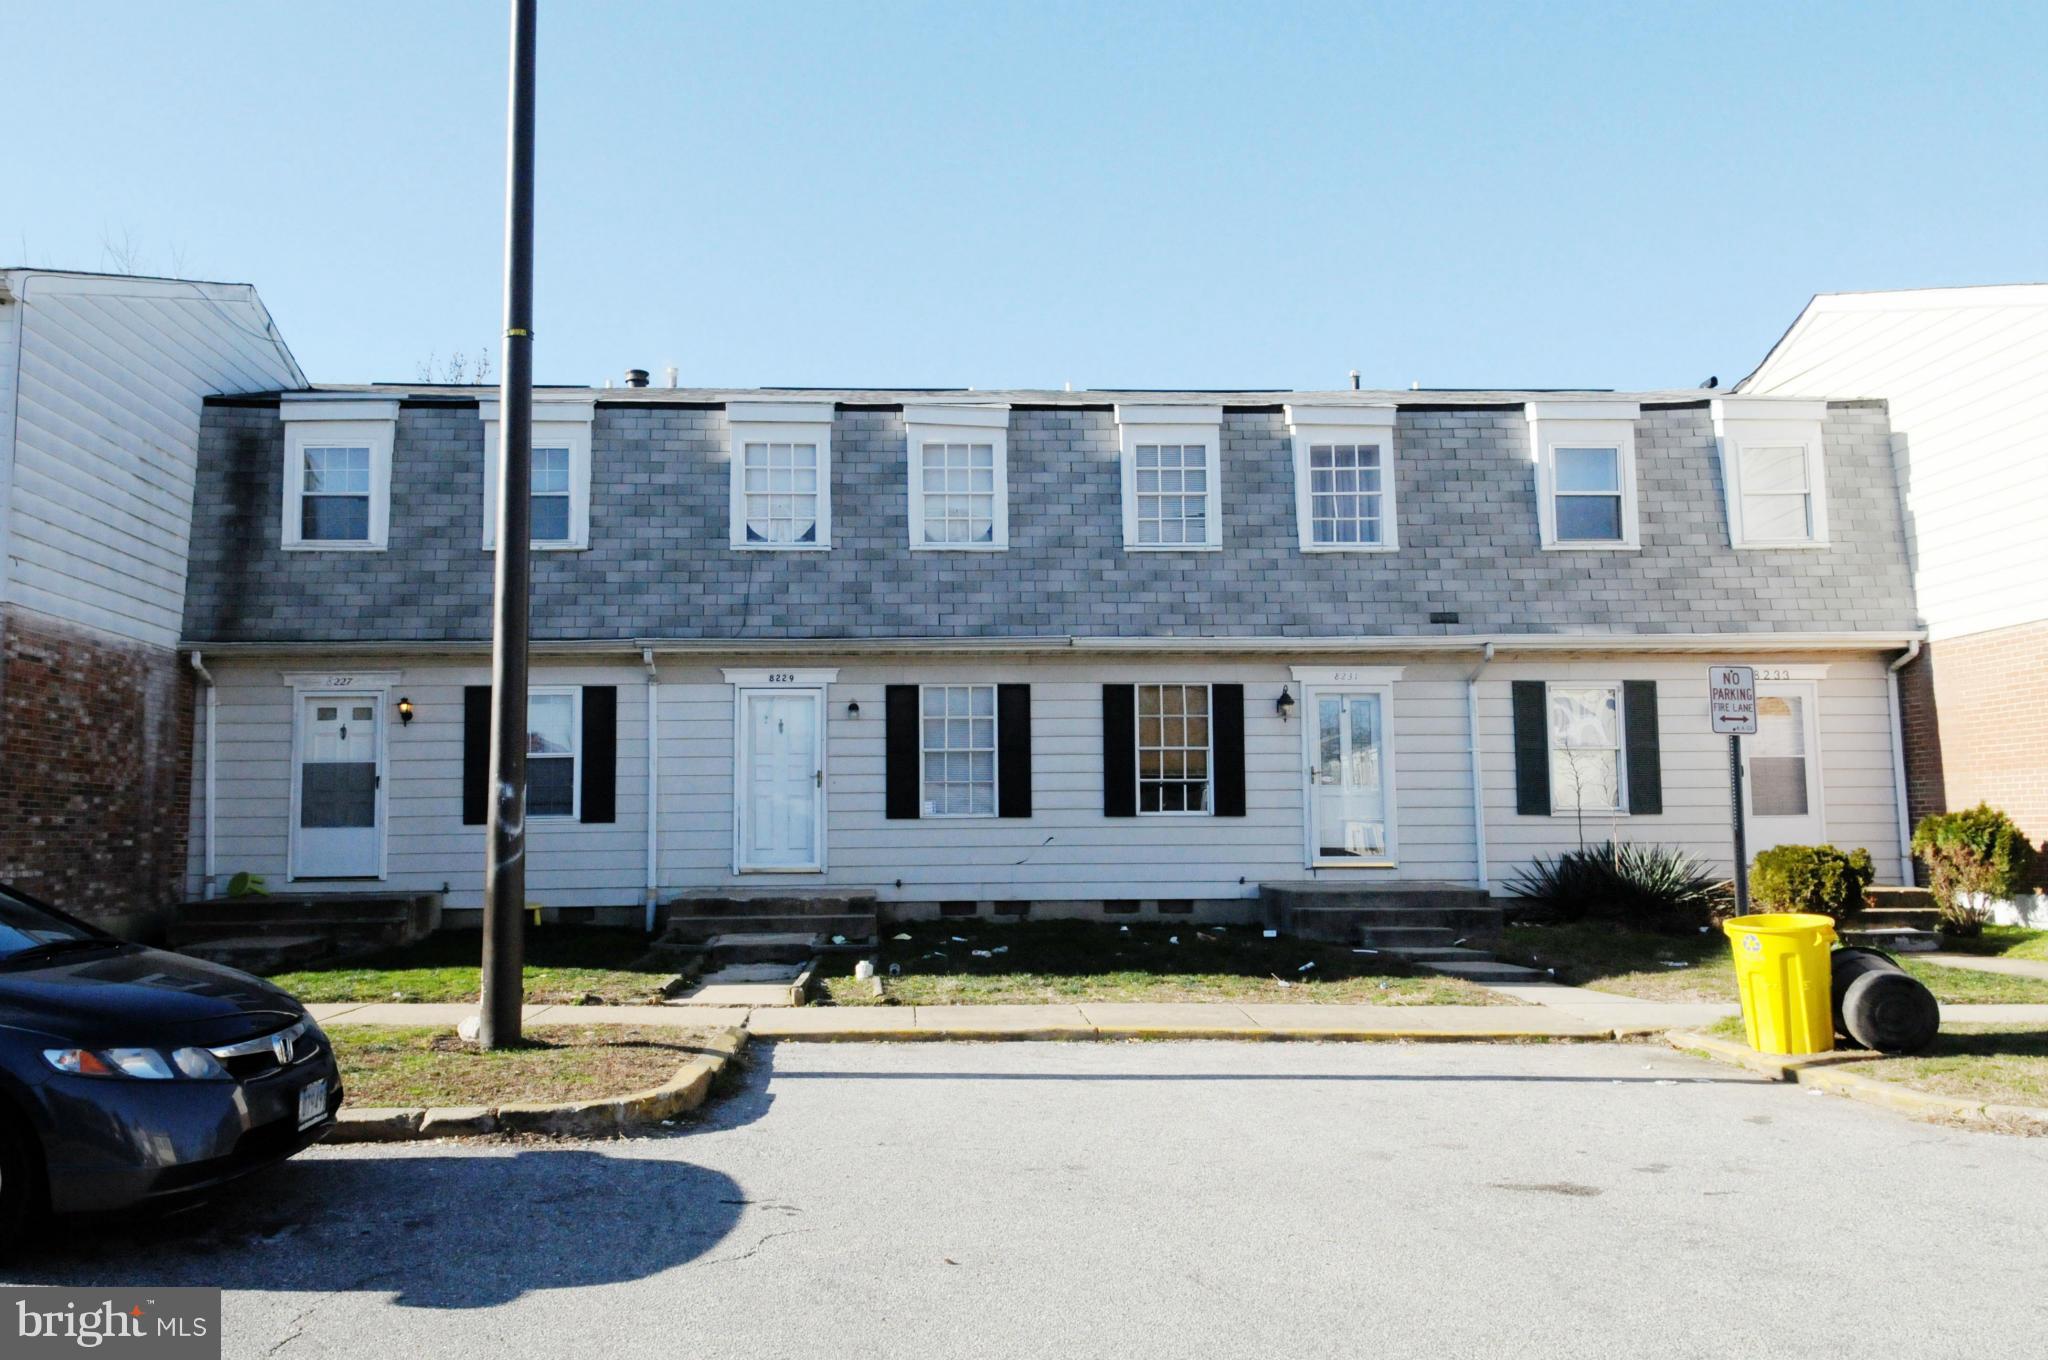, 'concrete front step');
662,912,876,944
1355,925,1458,948
1855,907,1942,930
1378,945,1497,964
176,933,331,973
1269,904,1504,945
663,889,879,919
705,932,834,966
1841,927,1943,953
1422,959,1547,982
